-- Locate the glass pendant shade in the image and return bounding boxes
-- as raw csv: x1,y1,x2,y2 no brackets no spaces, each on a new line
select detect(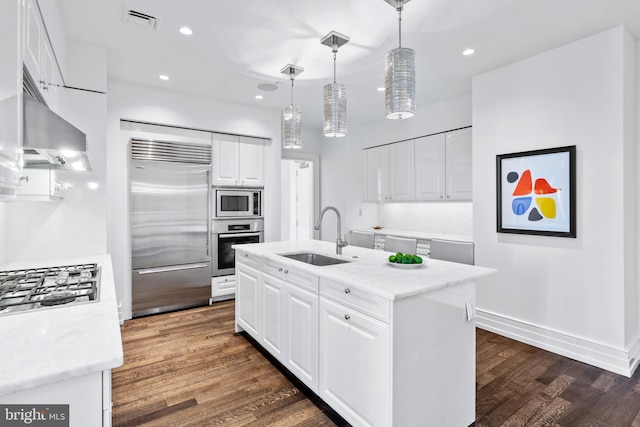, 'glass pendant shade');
385,47,415,119
281,105,302,149
323,82,347,137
